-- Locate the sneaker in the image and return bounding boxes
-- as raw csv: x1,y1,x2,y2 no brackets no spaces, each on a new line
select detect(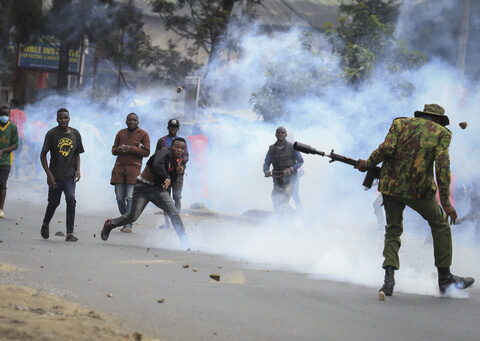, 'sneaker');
41,223,49,239
439,274,475,294
101,219,113,241
0,209,4,218
65,233,78,242
158,223,169,230
120,226,132,233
